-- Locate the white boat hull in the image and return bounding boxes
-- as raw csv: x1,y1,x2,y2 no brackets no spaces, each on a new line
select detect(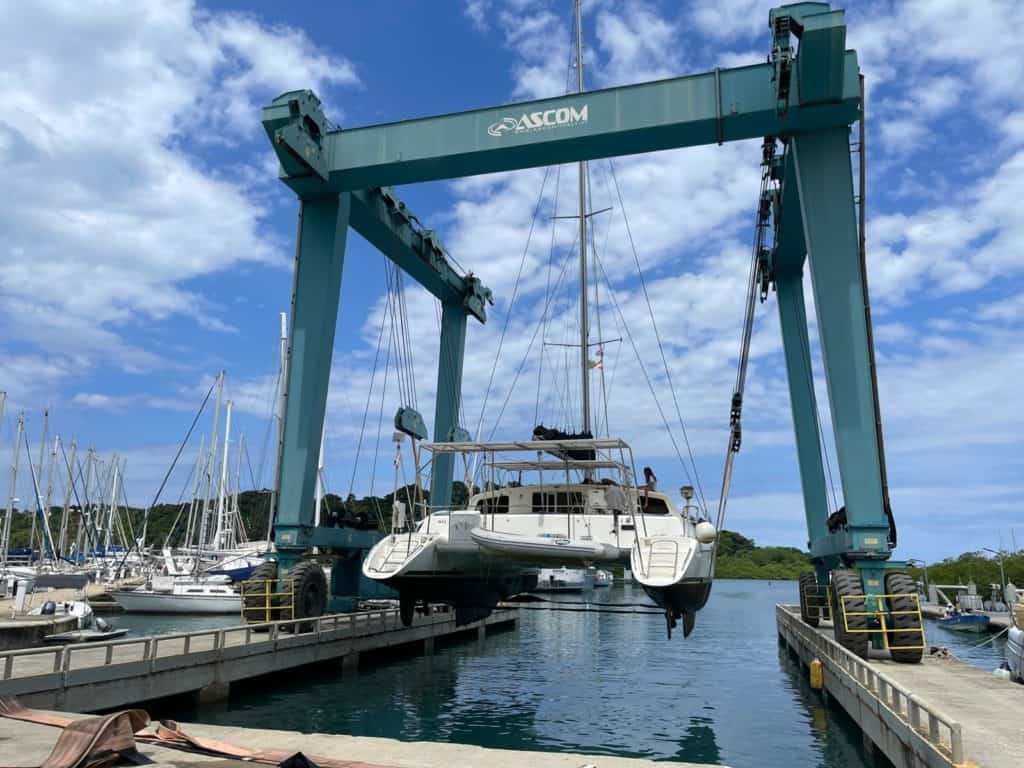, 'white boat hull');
630,535,714,636
111,590,239,614
1007,625,1024,682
